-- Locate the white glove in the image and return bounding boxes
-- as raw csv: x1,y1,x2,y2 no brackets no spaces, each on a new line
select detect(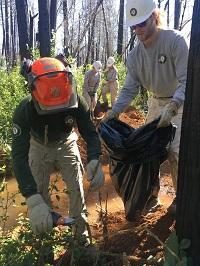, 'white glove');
101,110,119,123
26,194,53,235
86,159,105,191
157,101,178,128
